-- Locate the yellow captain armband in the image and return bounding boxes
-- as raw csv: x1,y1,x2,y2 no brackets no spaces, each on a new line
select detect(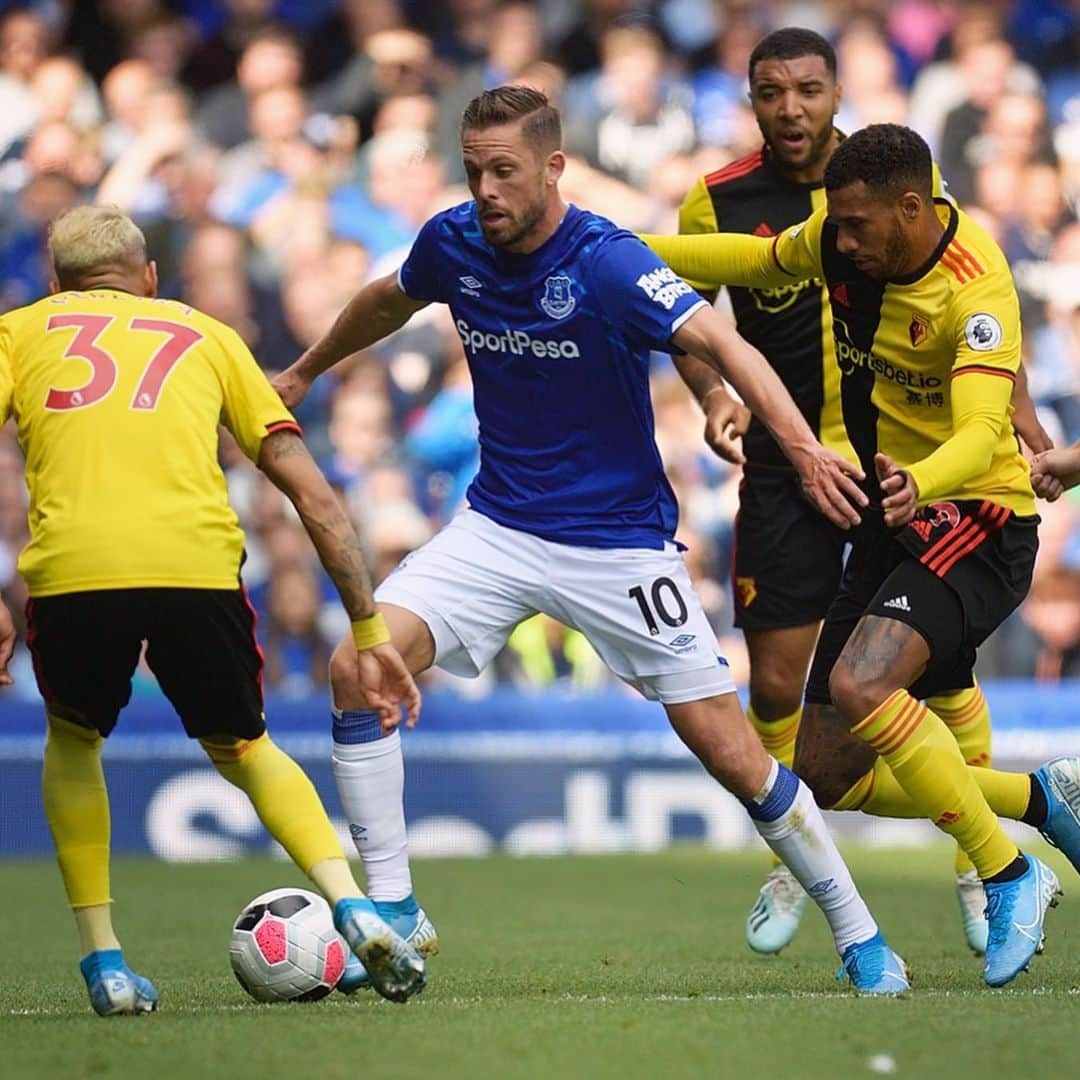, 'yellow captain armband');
351,612,390,650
